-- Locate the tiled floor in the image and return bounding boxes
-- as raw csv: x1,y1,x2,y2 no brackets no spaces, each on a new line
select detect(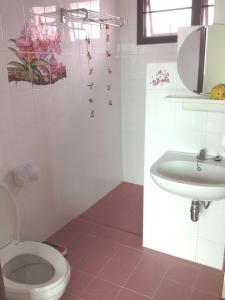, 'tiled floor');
80,182,143,235
48,182,223,300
